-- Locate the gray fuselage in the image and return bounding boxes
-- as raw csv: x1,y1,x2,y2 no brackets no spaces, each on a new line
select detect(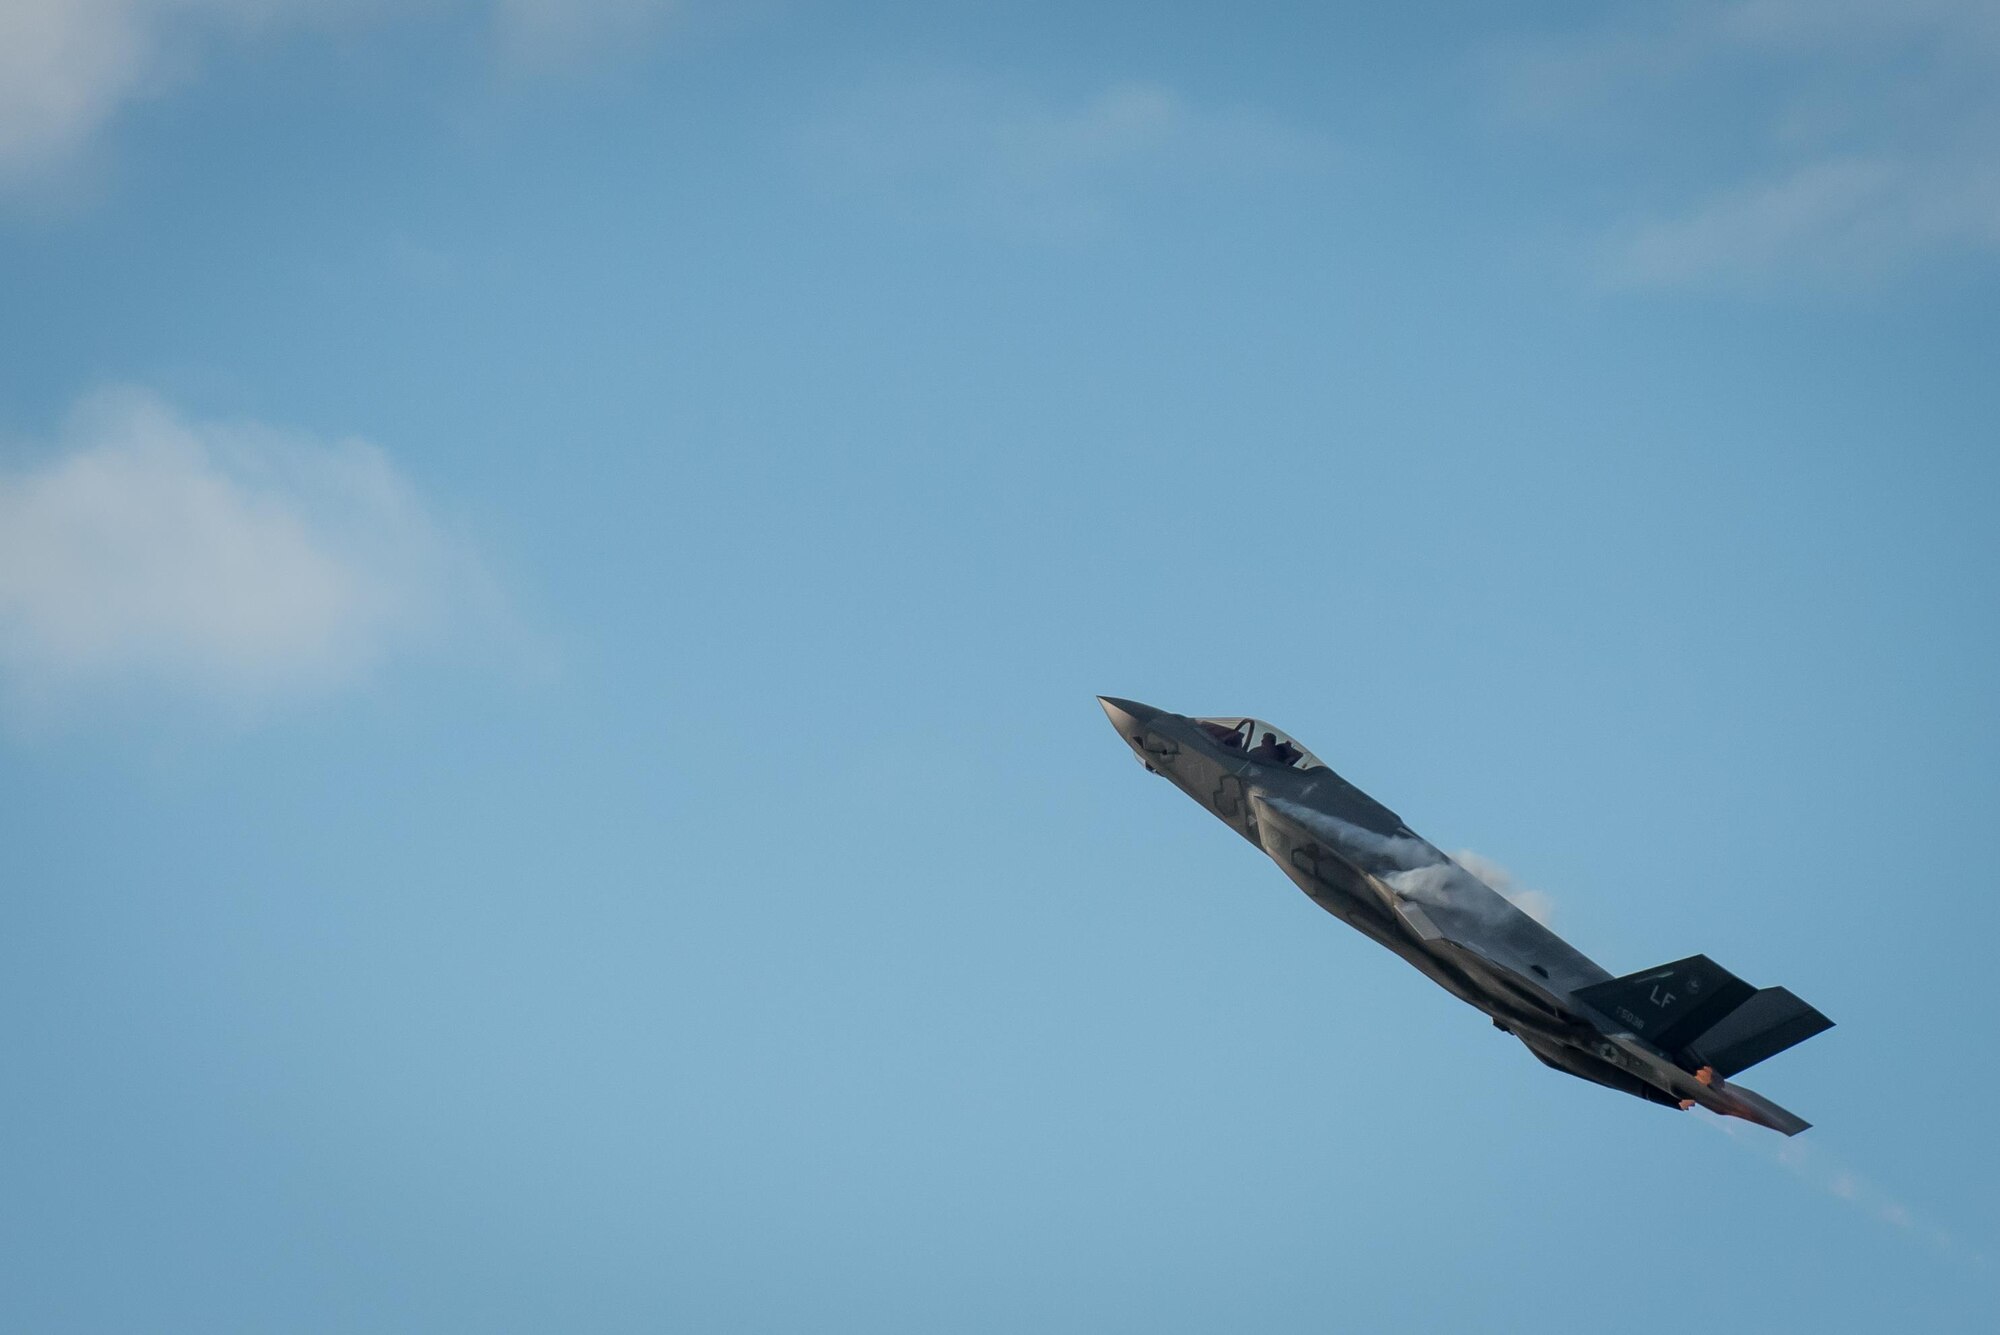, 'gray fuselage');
1099,696,1813,1132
